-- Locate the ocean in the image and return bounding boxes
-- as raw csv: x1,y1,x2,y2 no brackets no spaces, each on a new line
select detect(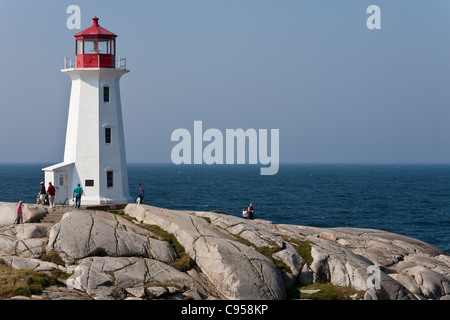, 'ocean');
0,163,449,254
